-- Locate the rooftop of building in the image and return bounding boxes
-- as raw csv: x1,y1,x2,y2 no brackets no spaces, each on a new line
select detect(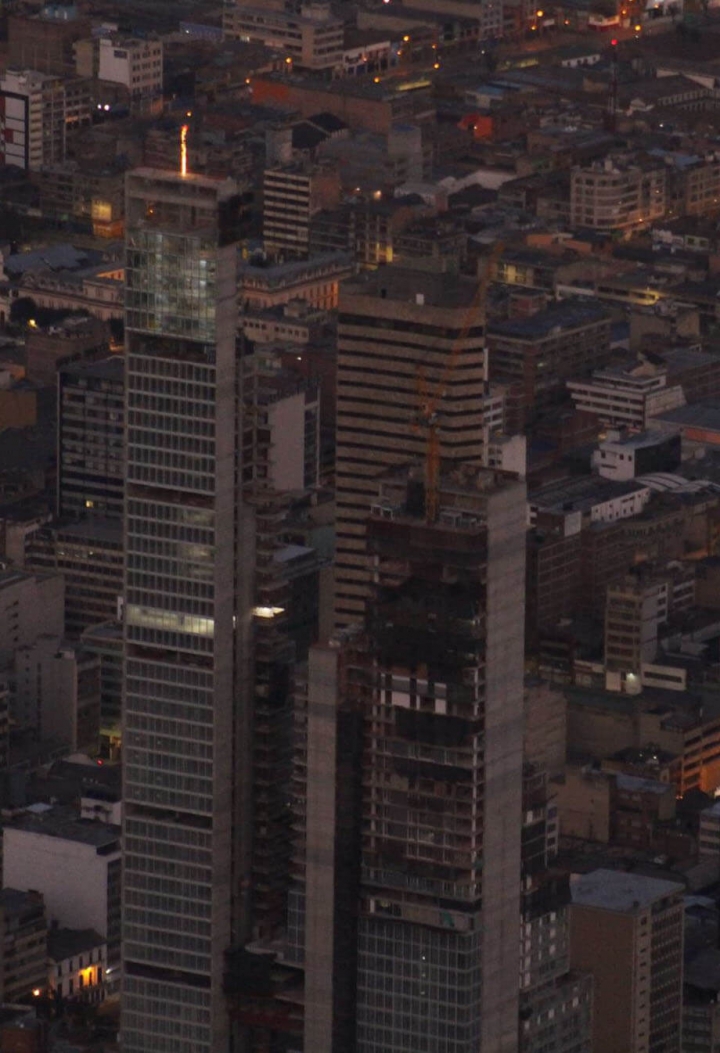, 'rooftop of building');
51,518,123,544
624,74,709,103
610,743,679,767
48,927,105,963
80,620,122,645
601,429,677,451
0,568,56,593
570,868,684,912
656,398,720,429
615,772,672,796
488,299,610,339
530,474,648,514
341,266,481,310
59,355,123,383
5,805,120,850
0,888,44,917
564,680,720,726
3,244,108,278
238,250,353,284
